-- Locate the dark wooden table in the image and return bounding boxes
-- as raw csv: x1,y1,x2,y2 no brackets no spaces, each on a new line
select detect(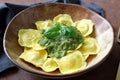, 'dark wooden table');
0,0,120,80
